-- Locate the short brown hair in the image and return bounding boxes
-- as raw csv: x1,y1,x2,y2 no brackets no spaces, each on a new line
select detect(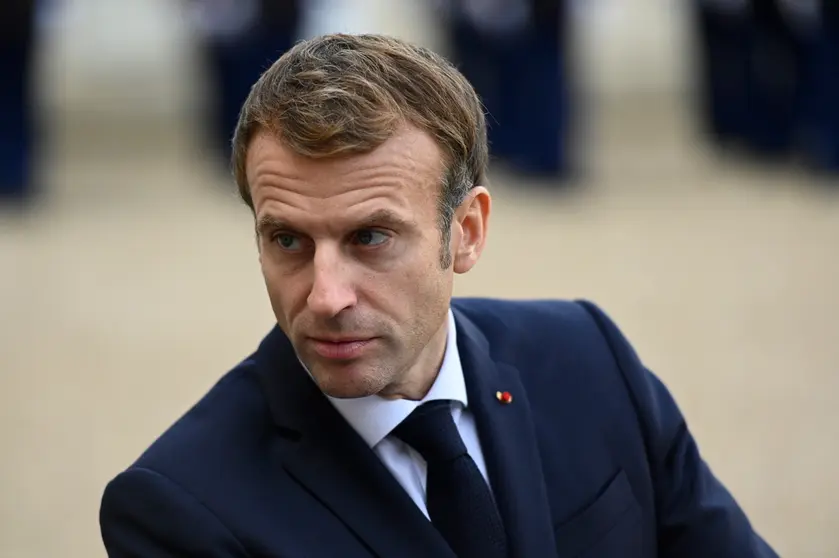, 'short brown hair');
231,34,488,265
